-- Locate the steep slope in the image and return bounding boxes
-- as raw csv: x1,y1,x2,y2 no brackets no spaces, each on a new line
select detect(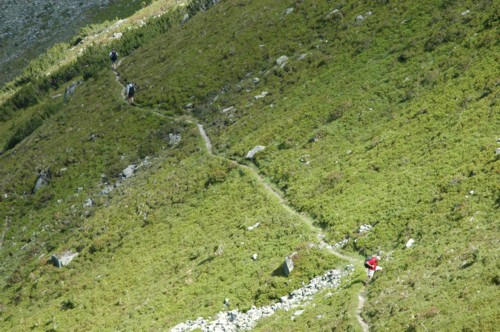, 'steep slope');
119,0,499,330
0,0,499,331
